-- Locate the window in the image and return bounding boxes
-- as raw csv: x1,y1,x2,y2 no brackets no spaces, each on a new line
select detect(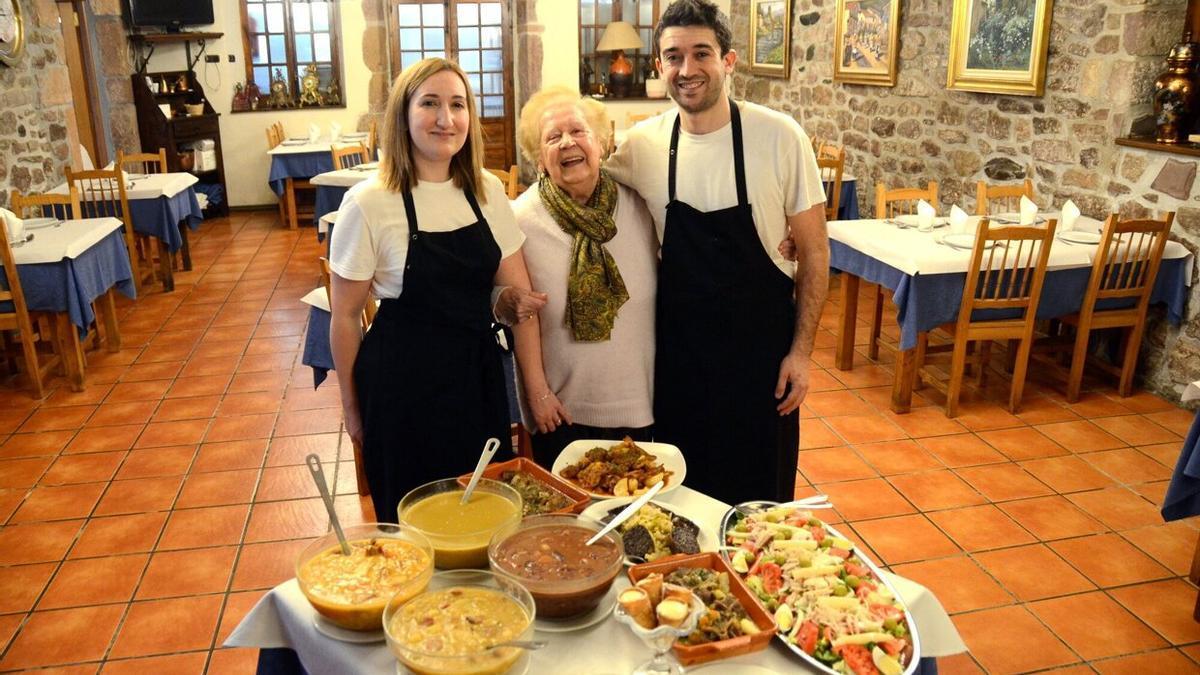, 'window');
240,0,344,107
388,1,515,167
580,0,658,96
